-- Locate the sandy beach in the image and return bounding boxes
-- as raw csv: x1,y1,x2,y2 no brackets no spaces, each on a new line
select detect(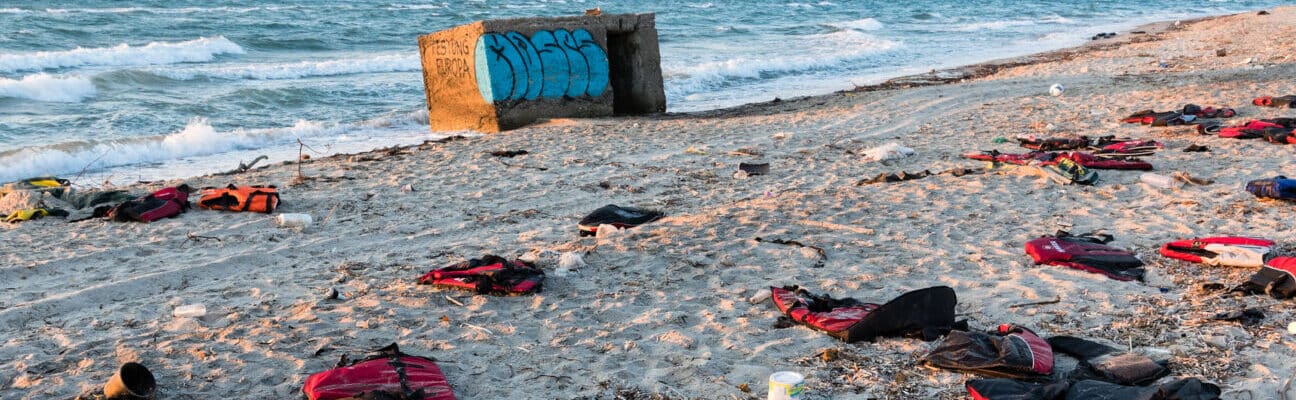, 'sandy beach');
4,6,1296,400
